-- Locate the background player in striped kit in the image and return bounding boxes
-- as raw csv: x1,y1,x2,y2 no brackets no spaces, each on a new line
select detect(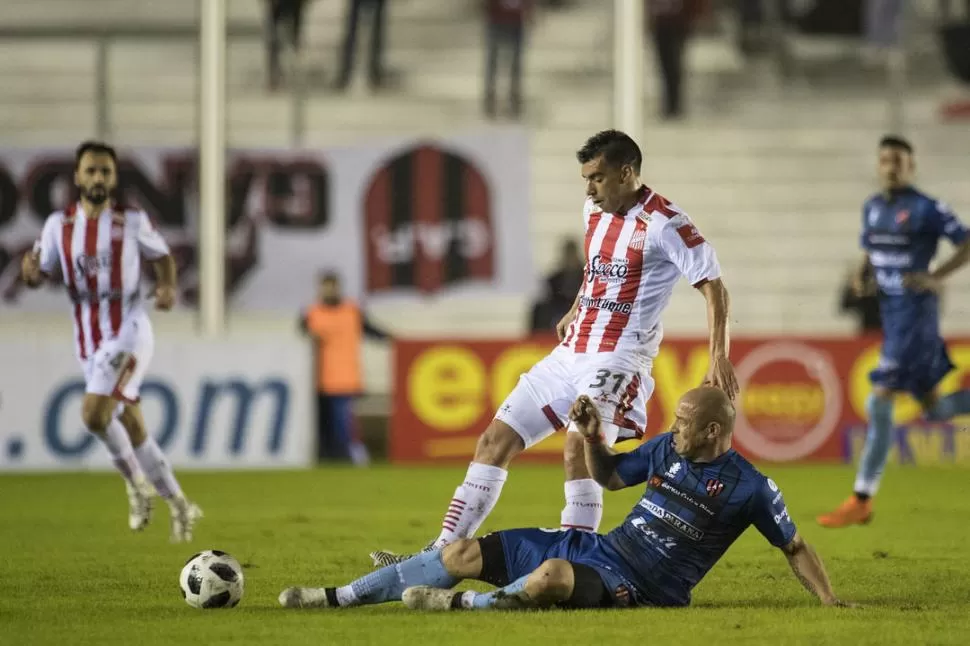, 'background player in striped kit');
371,130,738,567
20,141,202,542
